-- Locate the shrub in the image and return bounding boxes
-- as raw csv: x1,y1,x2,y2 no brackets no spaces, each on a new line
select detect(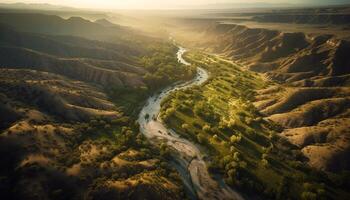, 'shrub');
301,192,317,200
262,153,268,160
225,161,238,171
233,152,240,161
181,123,190,131
230,146,236,153
202,124,211,132
111,116,130,125
261,159,269,167
239,161,247,169
197,133,207,144
245,117,253,125
227,119,237,128
90,119,98,126
213,134,219,141
230,135,238,143
230,134,242,144
144,113,150,119
191,121,202,129
99,120,106,126
163,108,176,121
178,105,192,114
